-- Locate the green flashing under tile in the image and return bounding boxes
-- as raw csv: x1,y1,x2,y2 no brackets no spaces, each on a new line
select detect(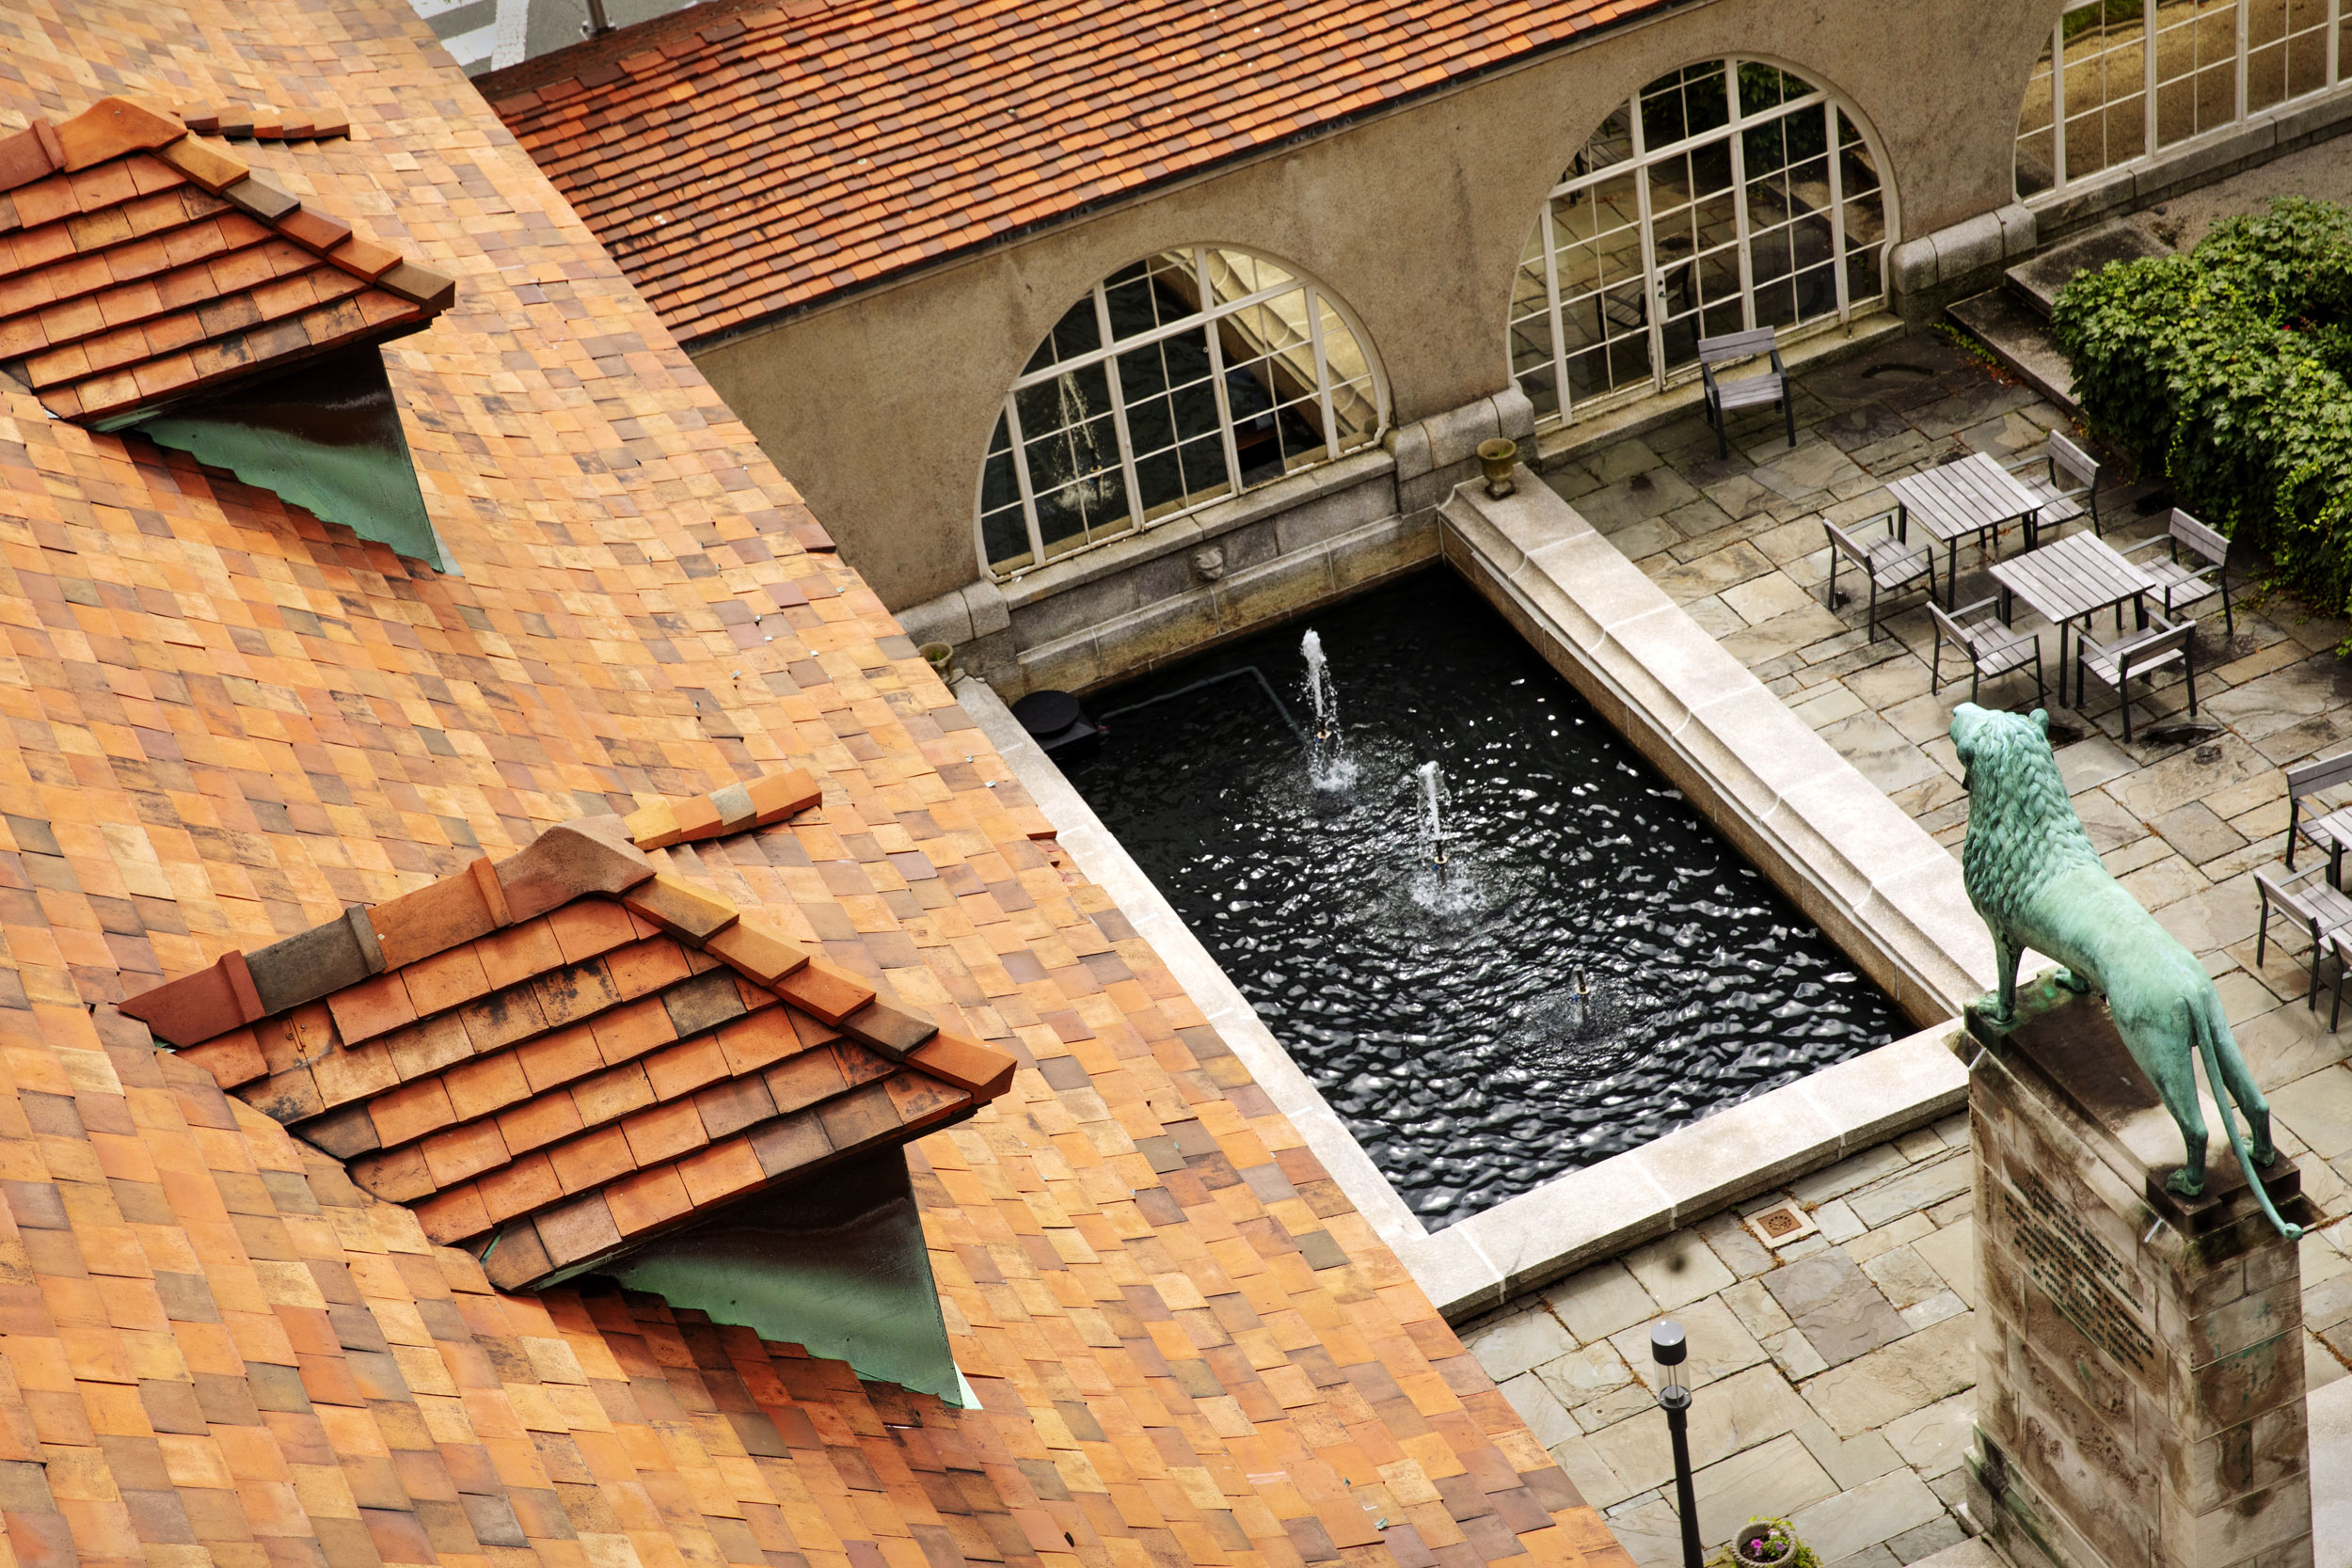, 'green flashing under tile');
130,345,449,573
586,1146,968,1407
